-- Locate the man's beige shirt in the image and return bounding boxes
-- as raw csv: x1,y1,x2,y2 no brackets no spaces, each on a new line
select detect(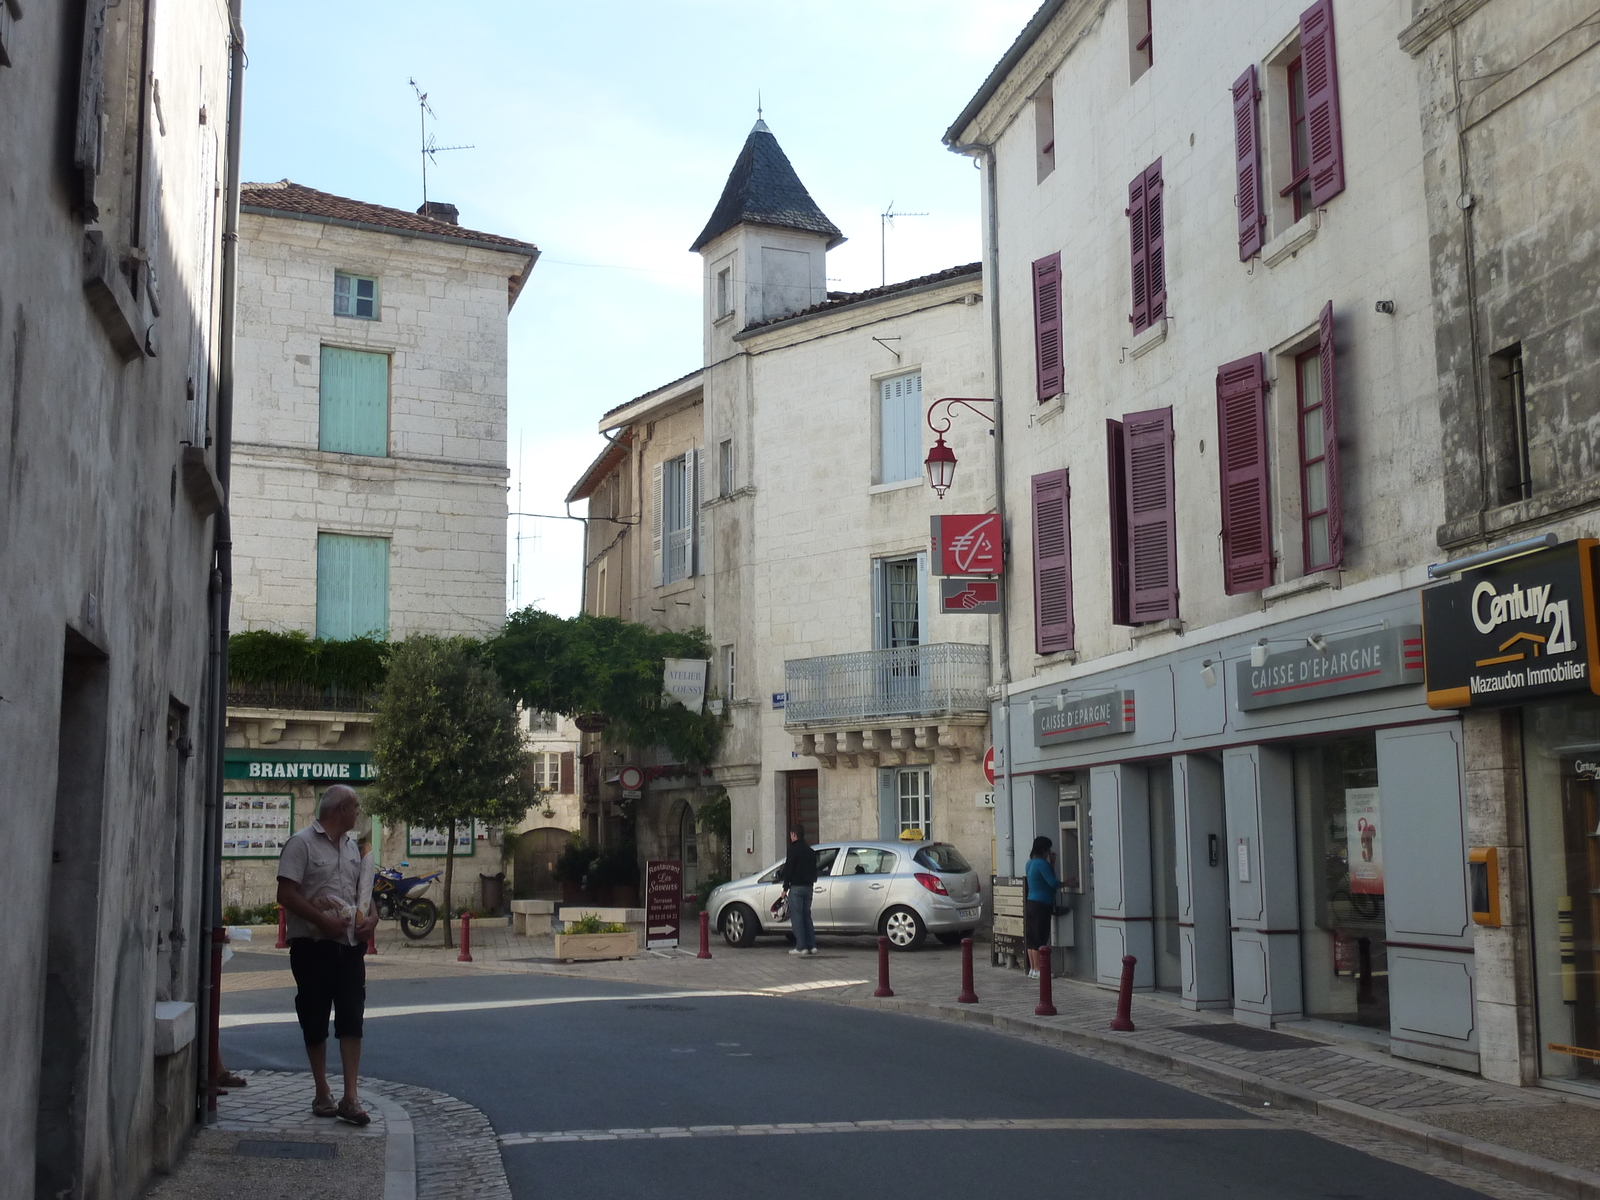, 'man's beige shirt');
276,819,363,944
